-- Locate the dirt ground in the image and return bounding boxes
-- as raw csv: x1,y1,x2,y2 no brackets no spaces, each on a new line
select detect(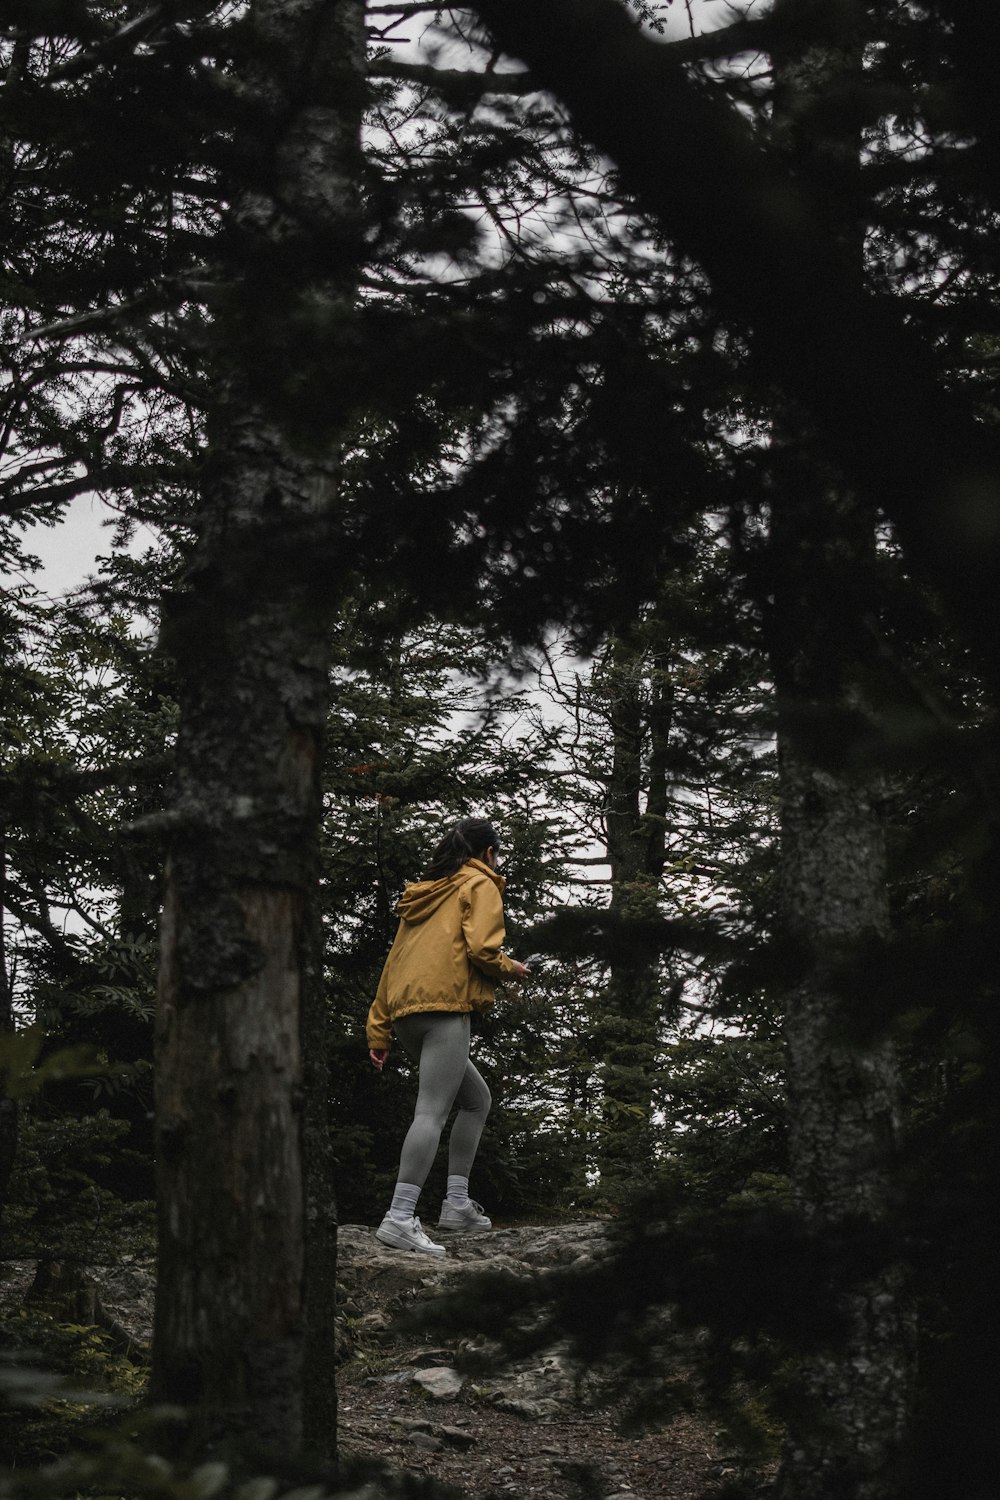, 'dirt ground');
2,1220,755,1499
341,1383,731,1500
335,1220,742,1500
